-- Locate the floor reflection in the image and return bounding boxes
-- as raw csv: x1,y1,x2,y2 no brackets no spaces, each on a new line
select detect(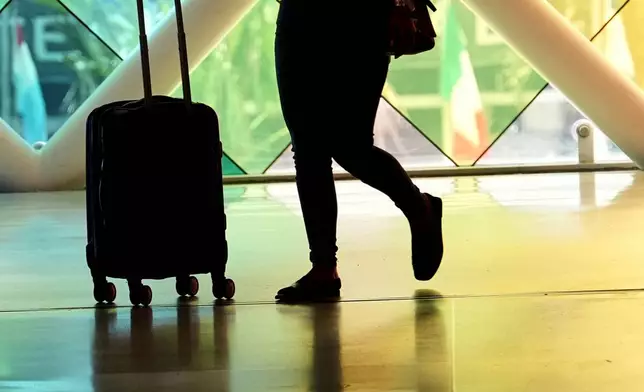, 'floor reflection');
91,303,233,392
309,302,343,392
276,294,453,392
414,290,451,392
476,171,635,210
5,291,644,390
3,172,644,391
87,295,454,392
